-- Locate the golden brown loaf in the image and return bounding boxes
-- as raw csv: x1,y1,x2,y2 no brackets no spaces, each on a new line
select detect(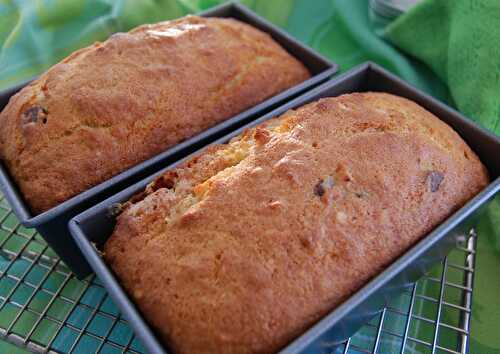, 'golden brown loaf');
104,93,488,354
0,16,309,214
